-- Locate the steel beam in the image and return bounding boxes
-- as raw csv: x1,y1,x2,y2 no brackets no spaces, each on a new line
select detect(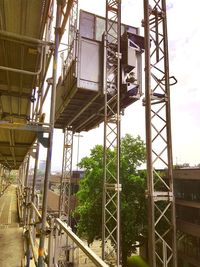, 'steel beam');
0,121,50,132
0,30,53,46
143,0,177,266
